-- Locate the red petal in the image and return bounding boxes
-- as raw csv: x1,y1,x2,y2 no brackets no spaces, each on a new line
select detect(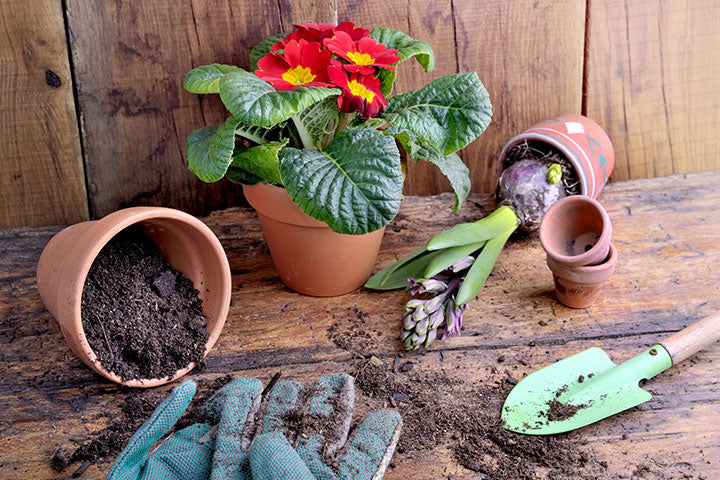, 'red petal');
283,39,304,68
327,62,349,88
301,41,331,73
323,30,356,59
256,53,290,75
343,64,375,75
